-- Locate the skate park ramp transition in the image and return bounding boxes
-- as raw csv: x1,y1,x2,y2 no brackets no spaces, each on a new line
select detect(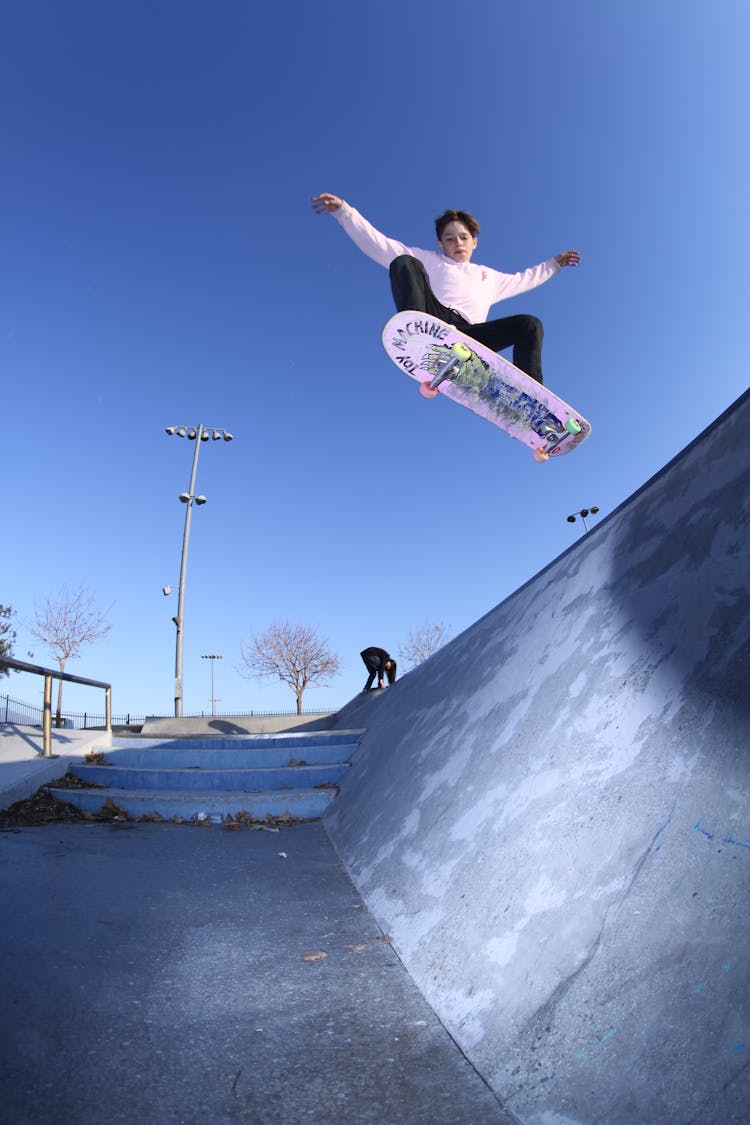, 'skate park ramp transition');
324,388,750,1124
